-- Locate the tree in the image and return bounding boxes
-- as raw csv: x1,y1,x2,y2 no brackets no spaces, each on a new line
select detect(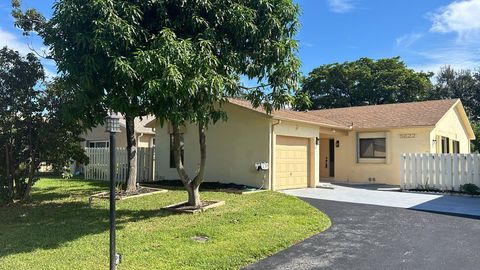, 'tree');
429,66,480,151
0,46,44,203
134,1,300,207
39,79,89,173
0,47,85,204
13,0,301,207
429,66,480,118
296,57,433,110
12,0,144,192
